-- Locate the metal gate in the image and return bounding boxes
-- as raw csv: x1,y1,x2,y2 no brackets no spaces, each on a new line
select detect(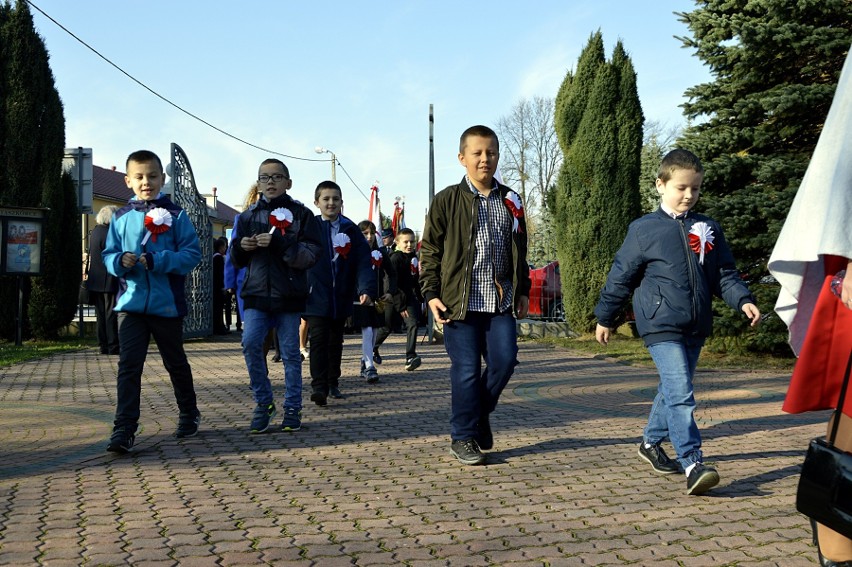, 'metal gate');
169,143,212,339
